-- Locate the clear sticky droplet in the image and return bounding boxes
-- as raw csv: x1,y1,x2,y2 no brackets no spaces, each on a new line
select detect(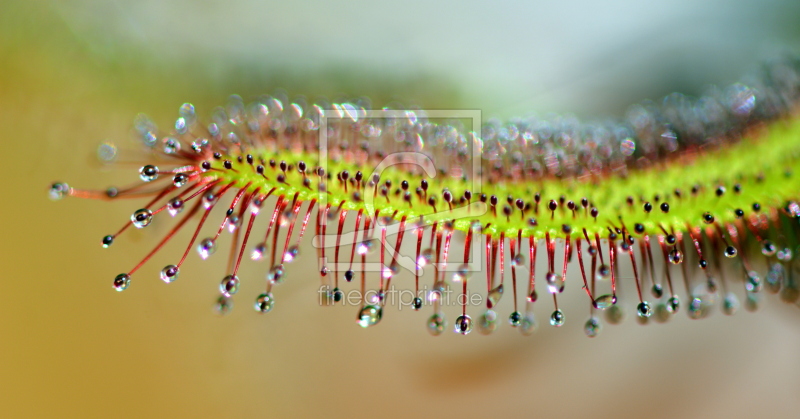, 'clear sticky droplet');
214,296,233,315
163,137,181,154
723,292,739,315
357,240,375,255
605,304,625,325
167,198,184,217
452,264,471,282
417,248,434,268
197,238,216,259
428,281,447,302
412,297,423,311
454,315,473,335
251,243,268,261
668,248,683,264
520,312,537,336
651,283,664,299
202,192,218,209
508,311,522,327
113,273,130,292
595,265,610,281
160,265,179,283
227,215,241,233
131,209,153,228
654,303,672,323
283,245,299,263
549,309,565,327
637,301,652,318
766,263,785,293
49,182,70,201
477,310,497,335
356,305,382,328
761,240,777,257
219,275,240,297
593,294,615,310
584,317,601,337
546,272,564,294
254,293,274,313
427,313,446,336
745,271,762,292
267,265,286,284
666,295,680,313
487,284,504,308
139,165,159,182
